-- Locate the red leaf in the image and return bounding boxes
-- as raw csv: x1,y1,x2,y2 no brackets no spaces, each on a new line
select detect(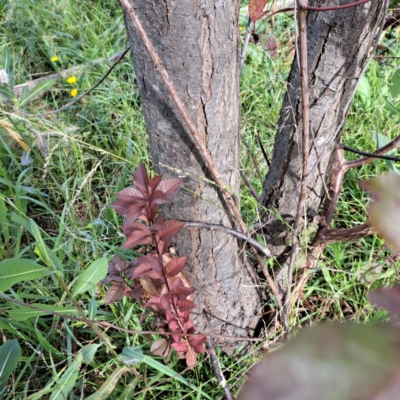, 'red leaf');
116,187,146,202
145,296,162,309
183,319,195,334
177,299,196,312
133,163,149,193
149,222,166,231
121,222,152,248
249,0,269,22
148,175,163,195
125,203,146,224
151,190,170,205
130,254,162,279
170,278,196,300
369,287,400,317
125,285,143,300
156,220,186,253
185,347,197,369
171,341,188,353
132,262,162,279
160,293,171,311
189,335,206,354
105,282,126,305
165,256,187,277
122,232,152,249
107,254,129,273
156,178,182,200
